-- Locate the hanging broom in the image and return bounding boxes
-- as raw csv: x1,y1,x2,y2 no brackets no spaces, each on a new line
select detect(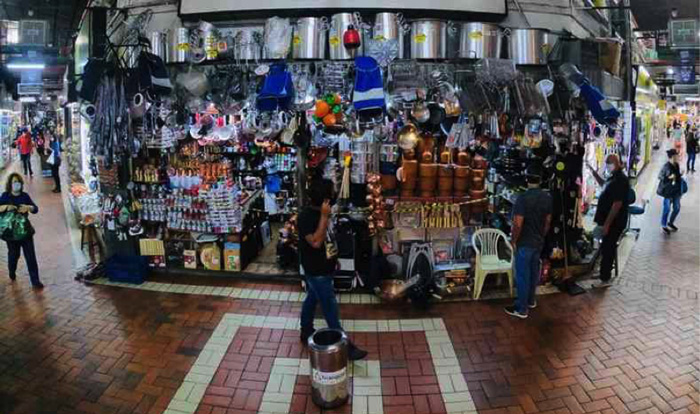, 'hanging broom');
339,152,352,200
